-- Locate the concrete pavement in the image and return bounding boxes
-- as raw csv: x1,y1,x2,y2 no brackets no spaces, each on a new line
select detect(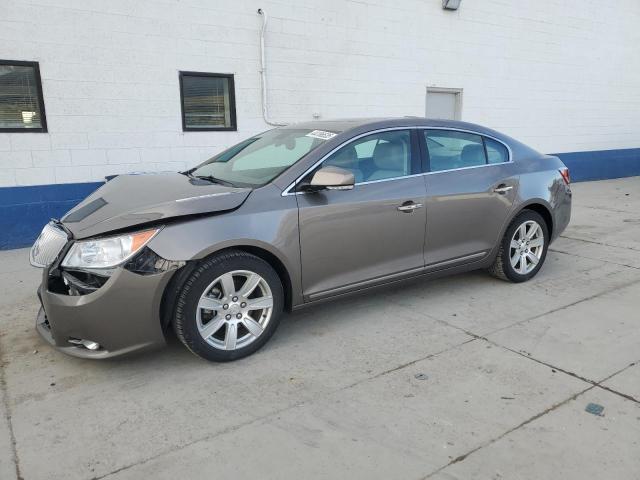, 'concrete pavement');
0,177,639,480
